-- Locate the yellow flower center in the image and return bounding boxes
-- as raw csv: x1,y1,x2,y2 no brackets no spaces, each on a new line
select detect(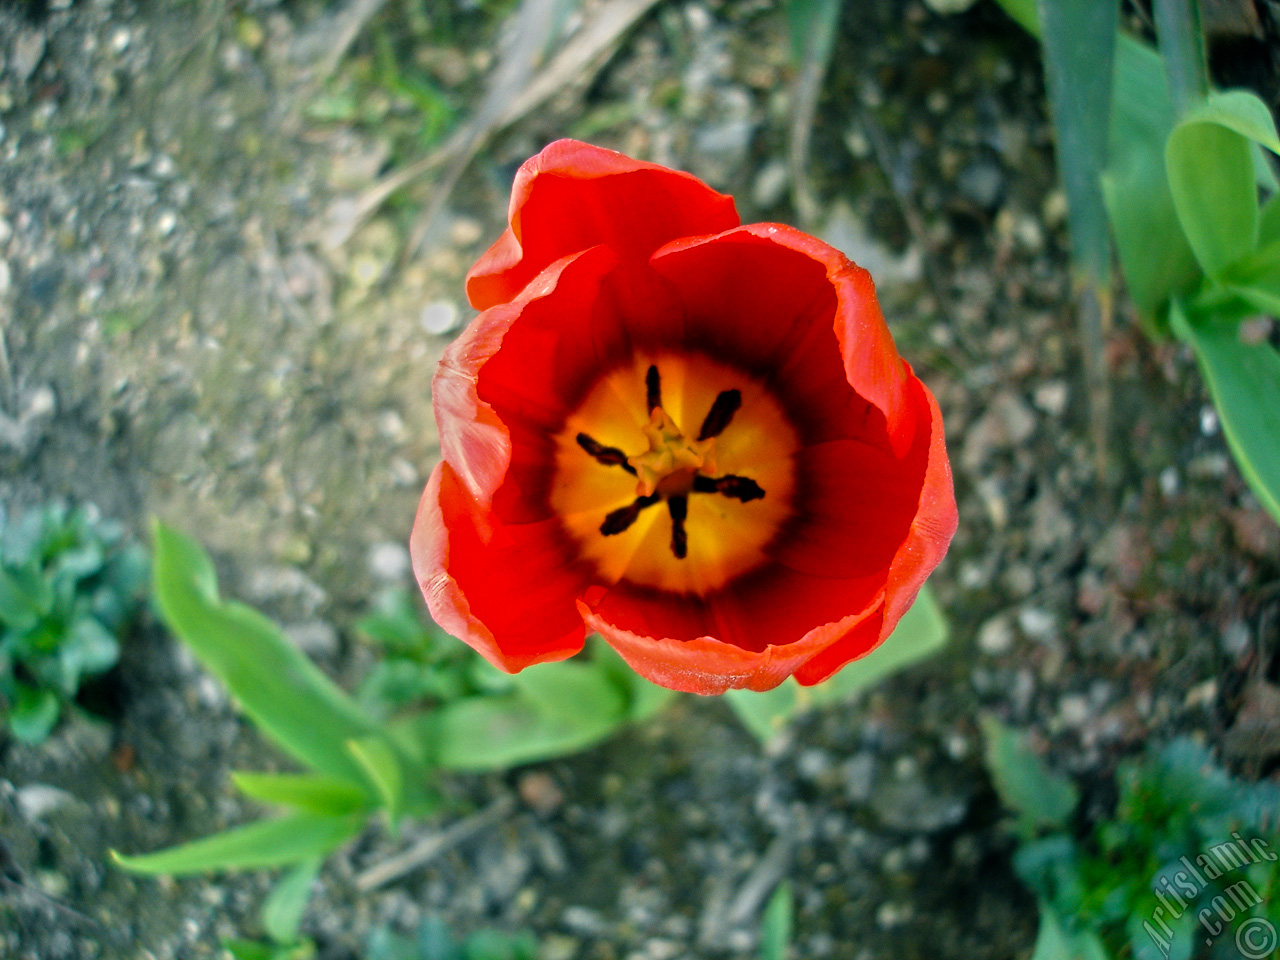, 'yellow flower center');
551,351,798,595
